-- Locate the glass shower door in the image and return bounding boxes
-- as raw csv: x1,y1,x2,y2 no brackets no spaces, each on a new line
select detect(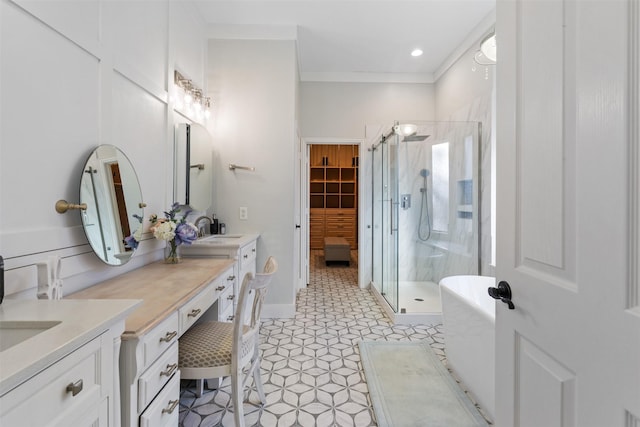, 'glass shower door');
372,133,399,312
